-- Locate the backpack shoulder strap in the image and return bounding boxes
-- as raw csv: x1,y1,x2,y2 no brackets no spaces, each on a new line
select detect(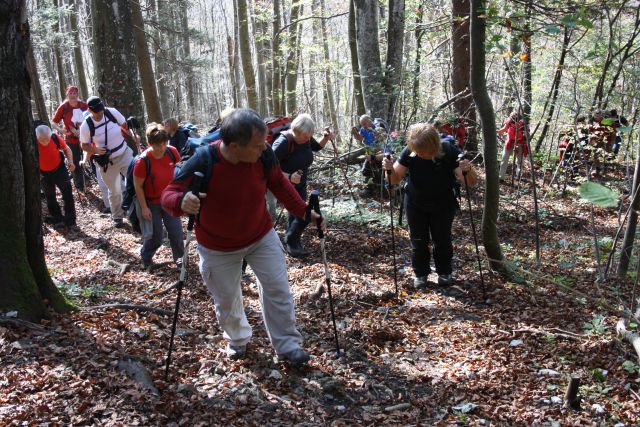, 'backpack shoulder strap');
143,155,151,180
104,109,118,124
85,115,95,138
52,134,61,149
166,147,177,163
260,144,277,183
284,131,296,157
